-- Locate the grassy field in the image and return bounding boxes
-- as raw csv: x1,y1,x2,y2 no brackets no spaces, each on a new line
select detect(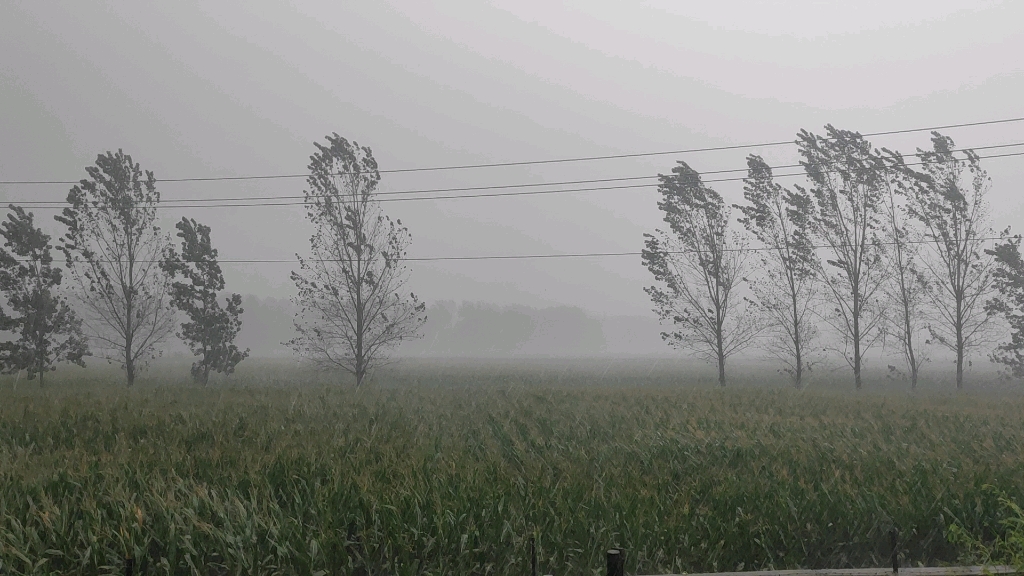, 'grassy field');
1,360,1024,575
